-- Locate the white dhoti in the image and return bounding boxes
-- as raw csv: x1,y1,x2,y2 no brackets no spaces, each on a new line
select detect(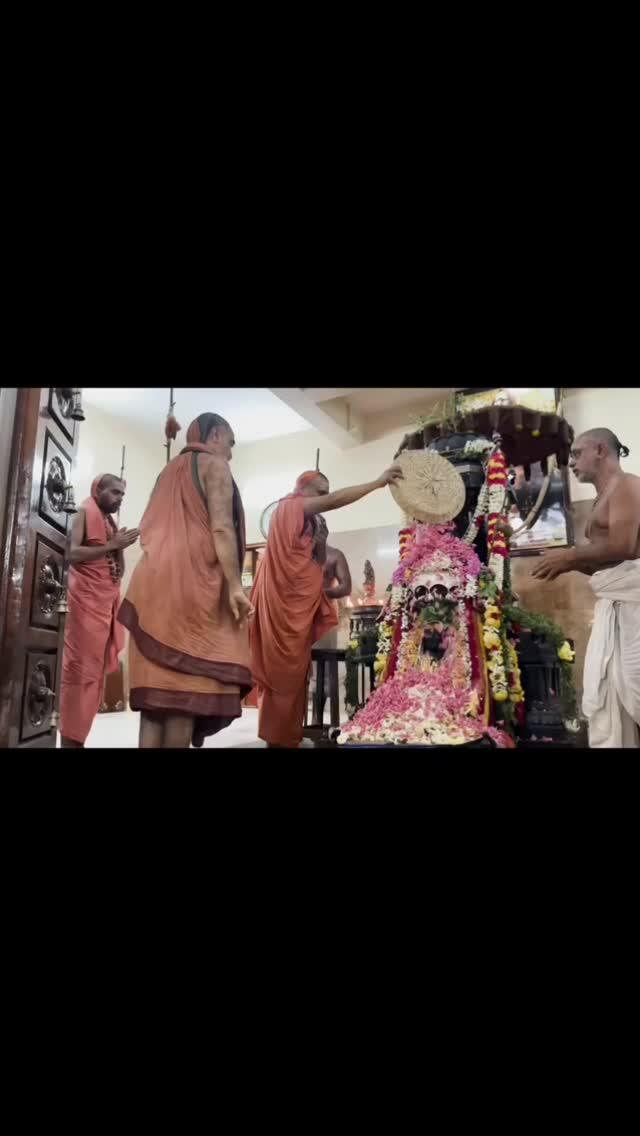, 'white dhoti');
582,560,640,748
